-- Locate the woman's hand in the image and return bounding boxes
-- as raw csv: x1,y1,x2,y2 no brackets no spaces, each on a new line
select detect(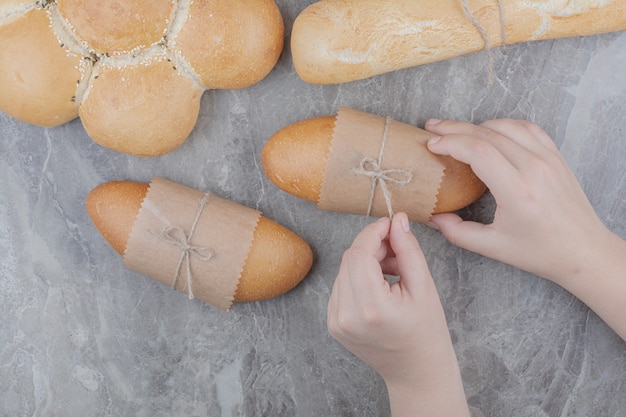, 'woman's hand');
425,118,608,284
327,213,469,417
425,118,626,340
